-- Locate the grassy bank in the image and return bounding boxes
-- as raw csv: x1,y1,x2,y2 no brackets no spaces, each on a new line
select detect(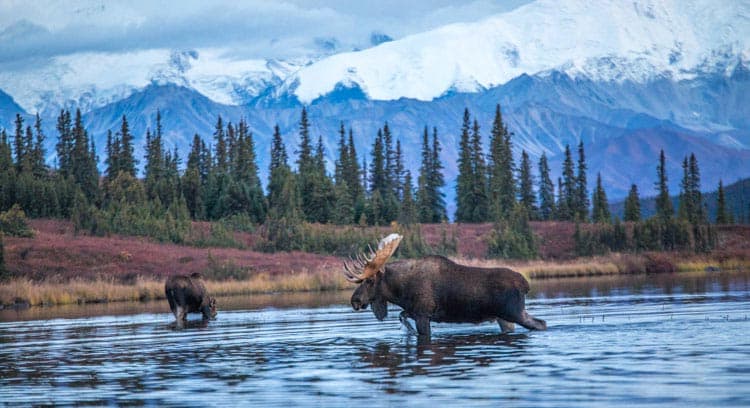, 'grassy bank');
2,219,748,308
0,271,351,307
3,254,748,308
462,253,750,279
